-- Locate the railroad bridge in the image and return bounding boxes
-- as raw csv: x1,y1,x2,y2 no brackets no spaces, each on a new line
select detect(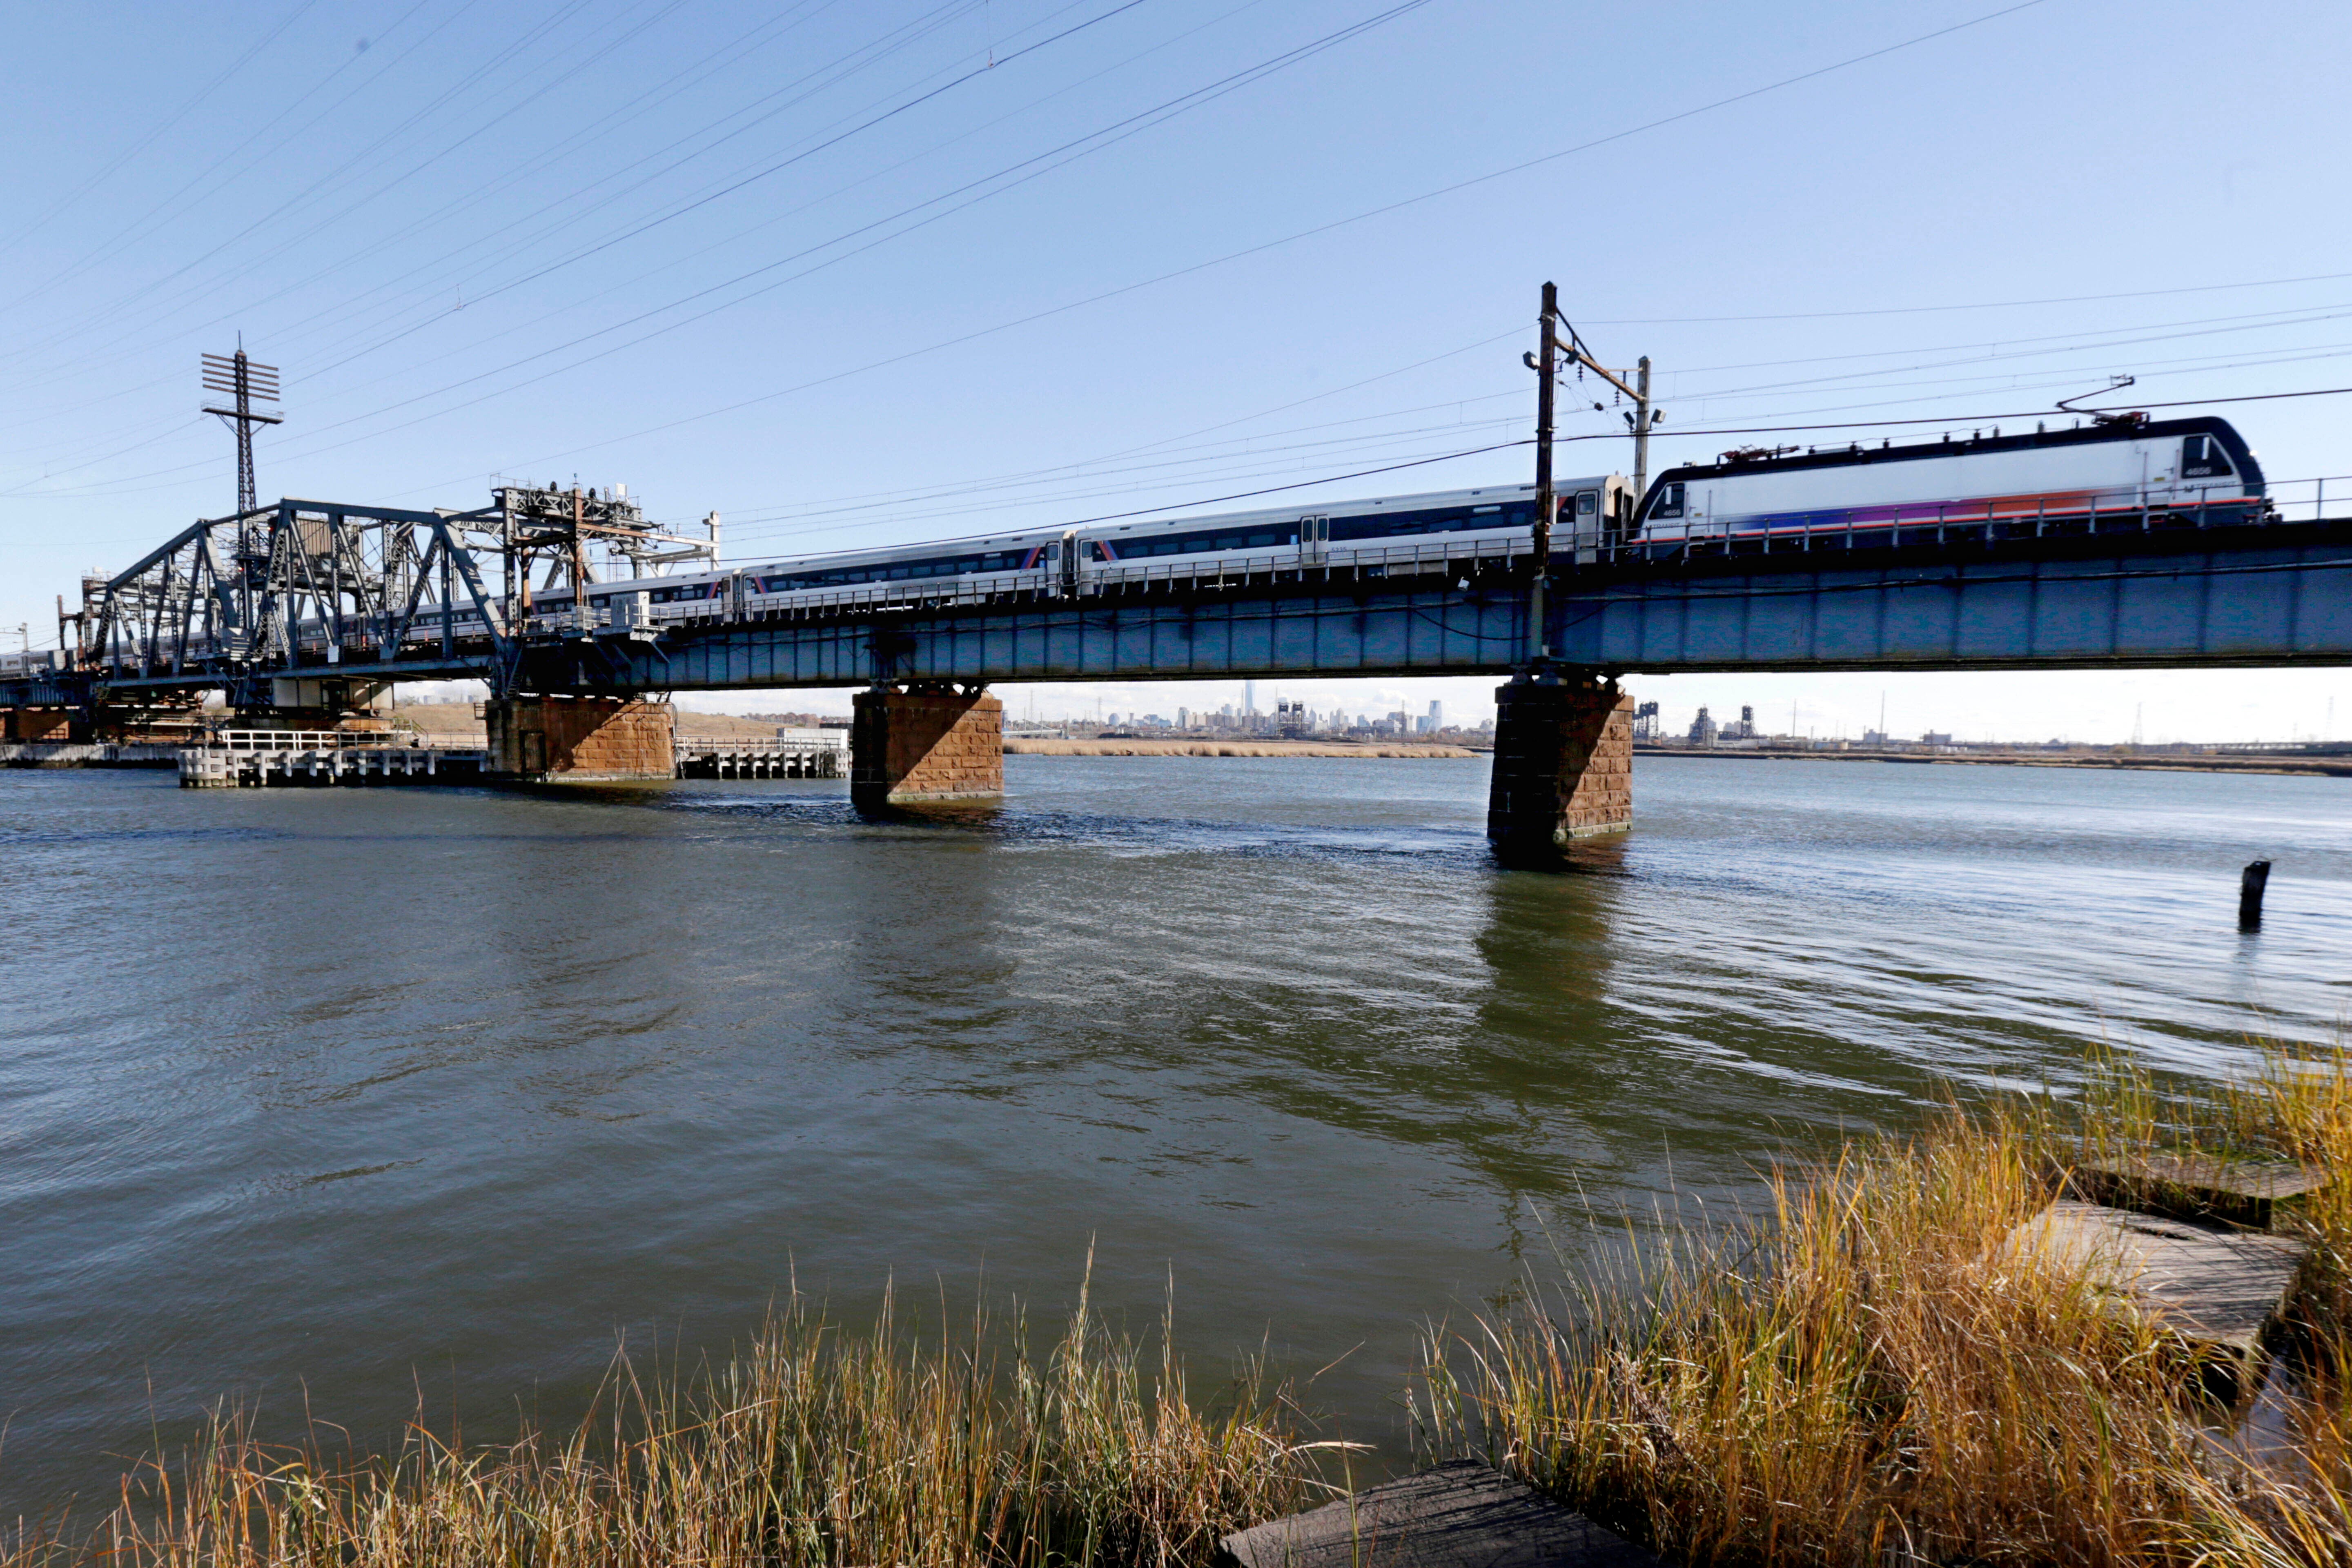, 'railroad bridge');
9,480,2350,859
